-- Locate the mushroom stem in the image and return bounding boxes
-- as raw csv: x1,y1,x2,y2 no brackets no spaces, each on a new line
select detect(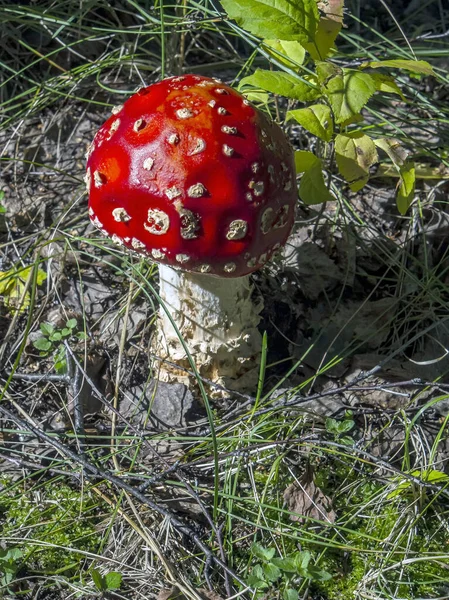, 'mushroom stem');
154,264,263,396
